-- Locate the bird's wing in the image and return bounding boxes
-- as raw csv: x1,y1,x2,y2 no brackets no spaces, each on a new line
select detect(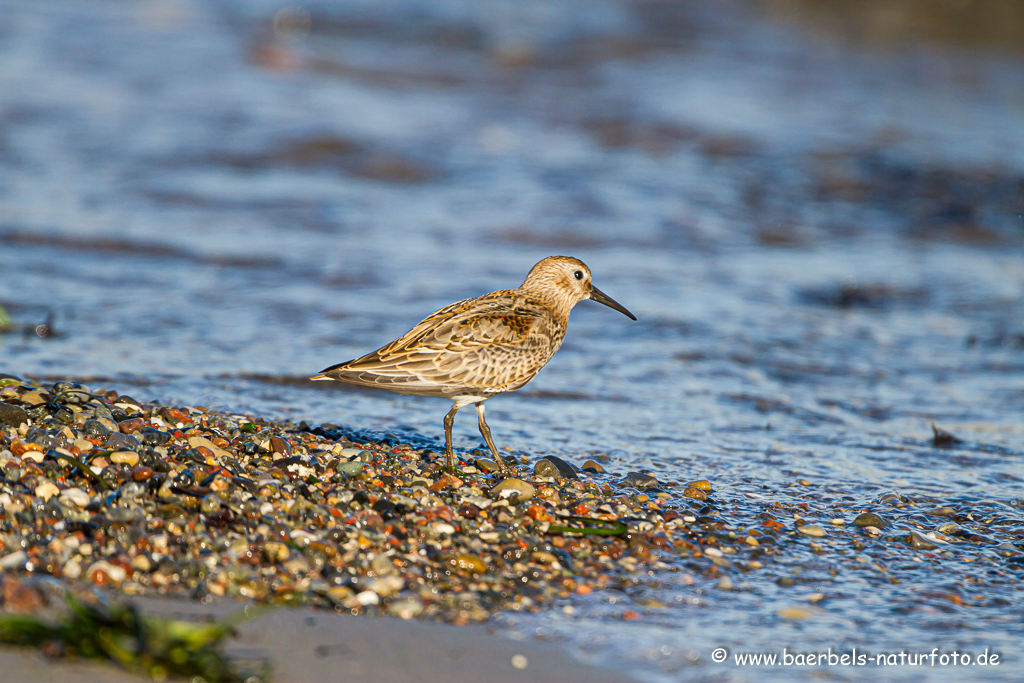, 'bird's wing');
314,292,559,393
